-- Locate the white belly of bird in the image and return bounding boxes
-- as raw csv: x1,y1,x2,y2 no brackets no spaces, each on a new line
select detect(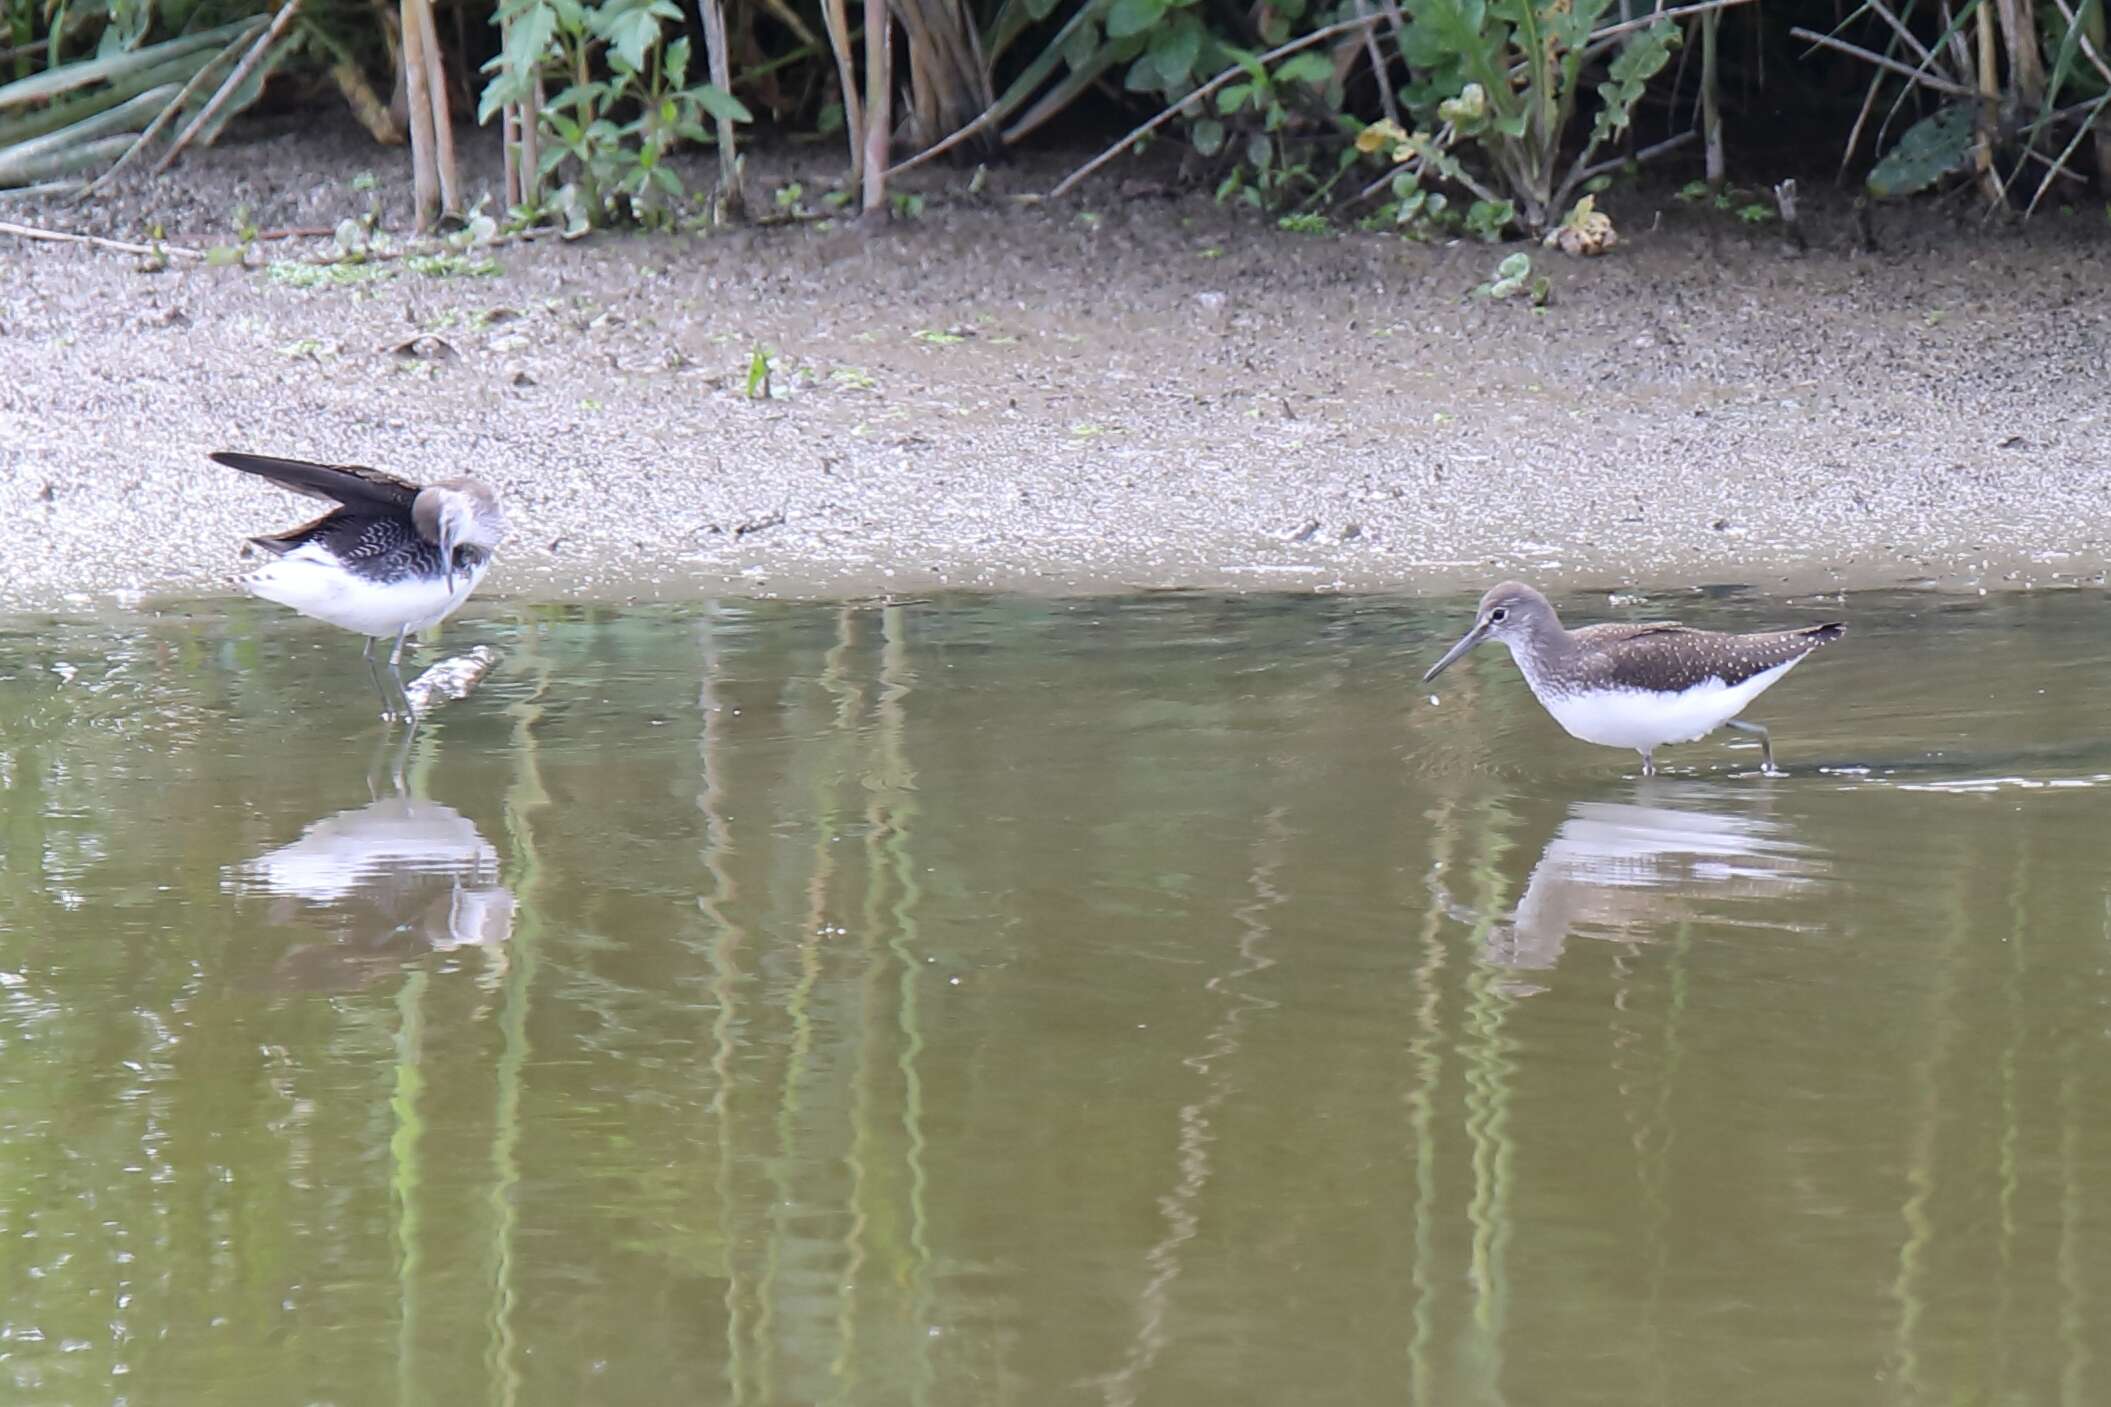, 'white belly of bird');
244,545,486,640
1531,658,1800,752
